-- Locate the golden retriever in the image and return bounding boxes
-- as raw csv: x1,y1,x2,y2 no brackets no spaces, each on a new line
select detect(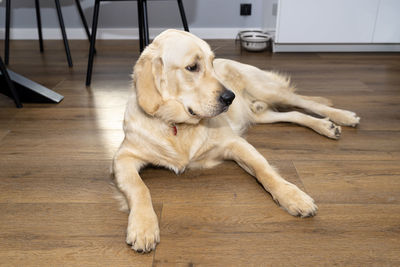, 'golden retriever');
112,29,360,253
